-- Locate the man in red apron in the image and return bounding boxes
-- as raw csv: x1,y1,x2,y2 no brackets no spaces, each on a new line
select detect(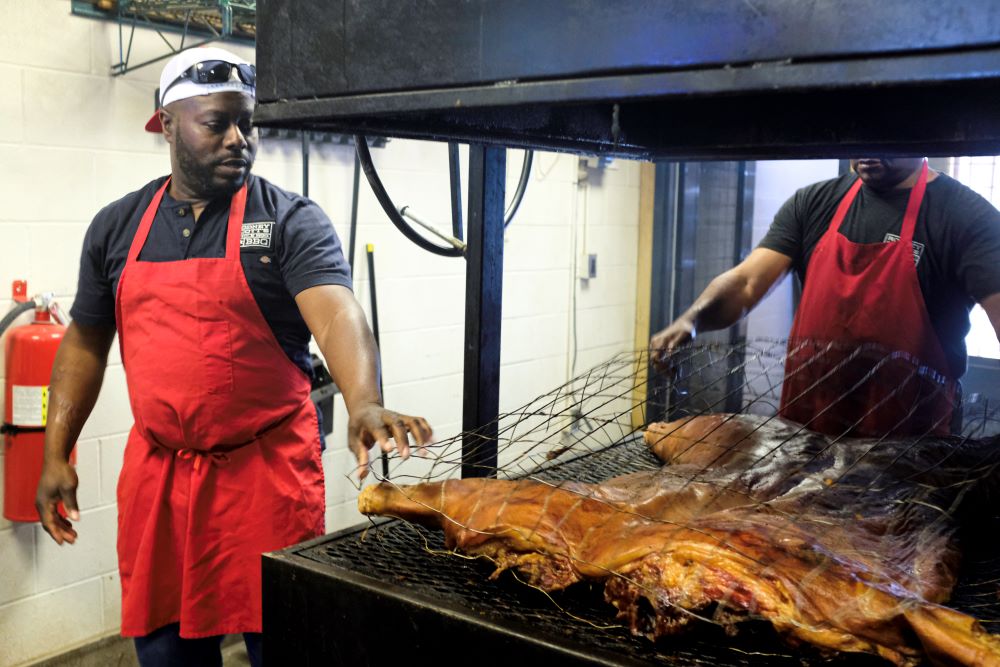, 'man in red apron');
34,47,431,666
650,157,1000,437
